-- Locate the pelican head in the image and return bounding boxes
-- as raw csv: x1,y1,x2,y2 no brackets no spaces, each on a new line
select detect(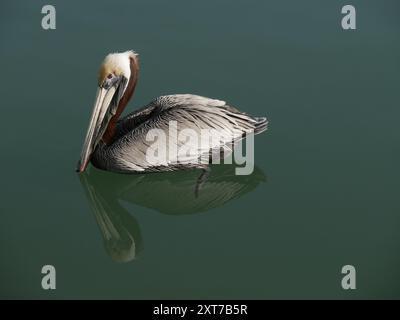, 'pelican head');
77,50,139,173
